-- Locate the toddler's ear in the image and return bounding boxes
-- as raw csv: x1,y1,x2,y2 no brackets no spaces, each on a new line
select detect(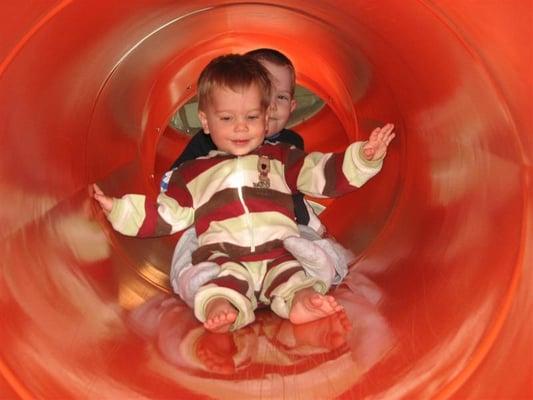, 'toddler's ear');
265,105,271,124
290,98,297,113
198,111,210,134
